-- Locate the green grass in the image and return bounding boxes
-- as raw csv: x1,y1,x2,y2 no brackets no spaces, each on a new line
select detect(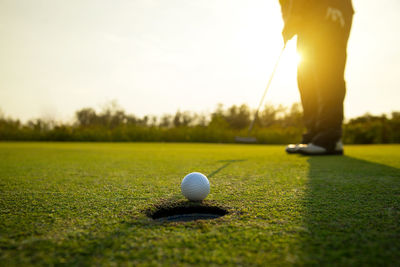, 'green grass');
0,142,399,266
